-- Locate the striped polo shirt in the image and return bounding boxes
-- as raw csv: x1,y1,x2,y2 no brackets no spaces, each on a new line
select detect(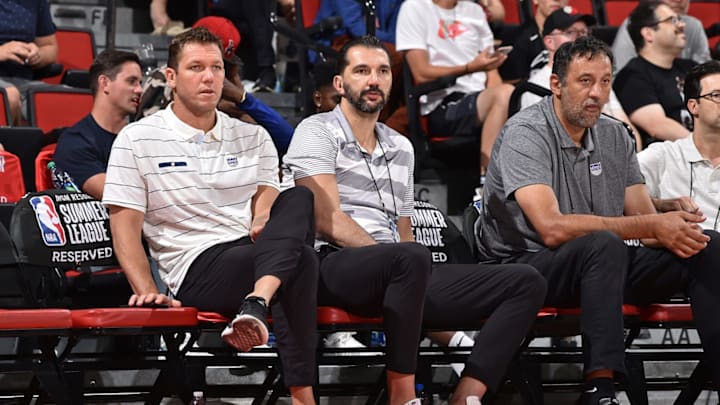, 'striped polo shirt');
103,104,279,294
283,106,415,244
